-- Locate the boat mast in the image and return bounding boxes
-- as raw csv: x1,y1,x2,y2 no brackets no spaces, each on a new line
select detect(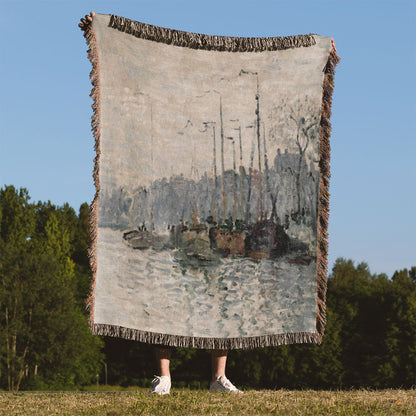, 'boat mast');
139,91,155,232
150,102,155,232
220,96,226,223
232,123,244,222
245,128,256,224
255,76,263,221
262,121,272,219
212,123,218,224
239,127,244,222
227,136,238,223
201,120,218,224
